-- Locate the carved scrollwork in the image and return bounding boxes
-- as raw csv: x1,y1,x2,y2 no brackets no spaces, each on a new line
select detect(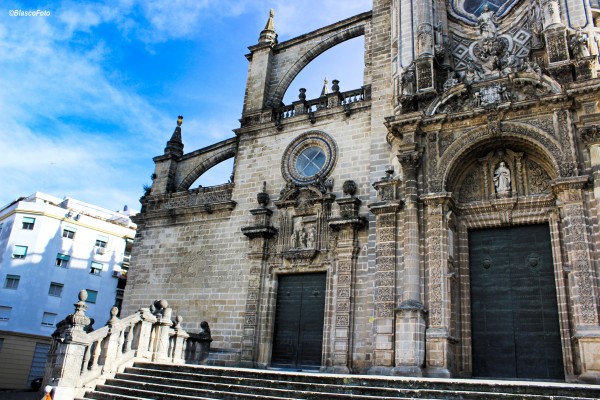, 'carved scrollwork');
459,168,482,203
526,159,551,194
